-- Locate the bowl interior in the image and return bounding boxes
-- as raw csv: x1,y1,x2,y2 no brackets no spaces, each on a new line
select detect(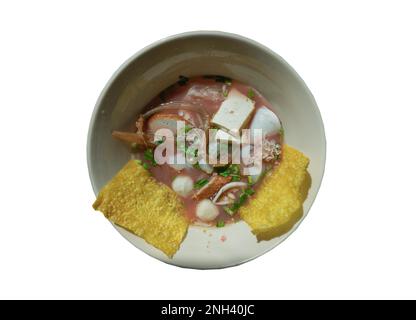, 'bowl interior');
88,32,326,268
